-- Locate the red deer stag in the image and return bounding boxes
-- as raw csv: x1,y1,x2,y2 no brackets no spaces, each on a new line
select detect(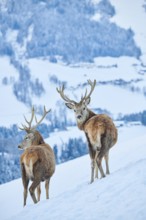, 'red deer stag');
57,80,118,183
18,107,55,206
